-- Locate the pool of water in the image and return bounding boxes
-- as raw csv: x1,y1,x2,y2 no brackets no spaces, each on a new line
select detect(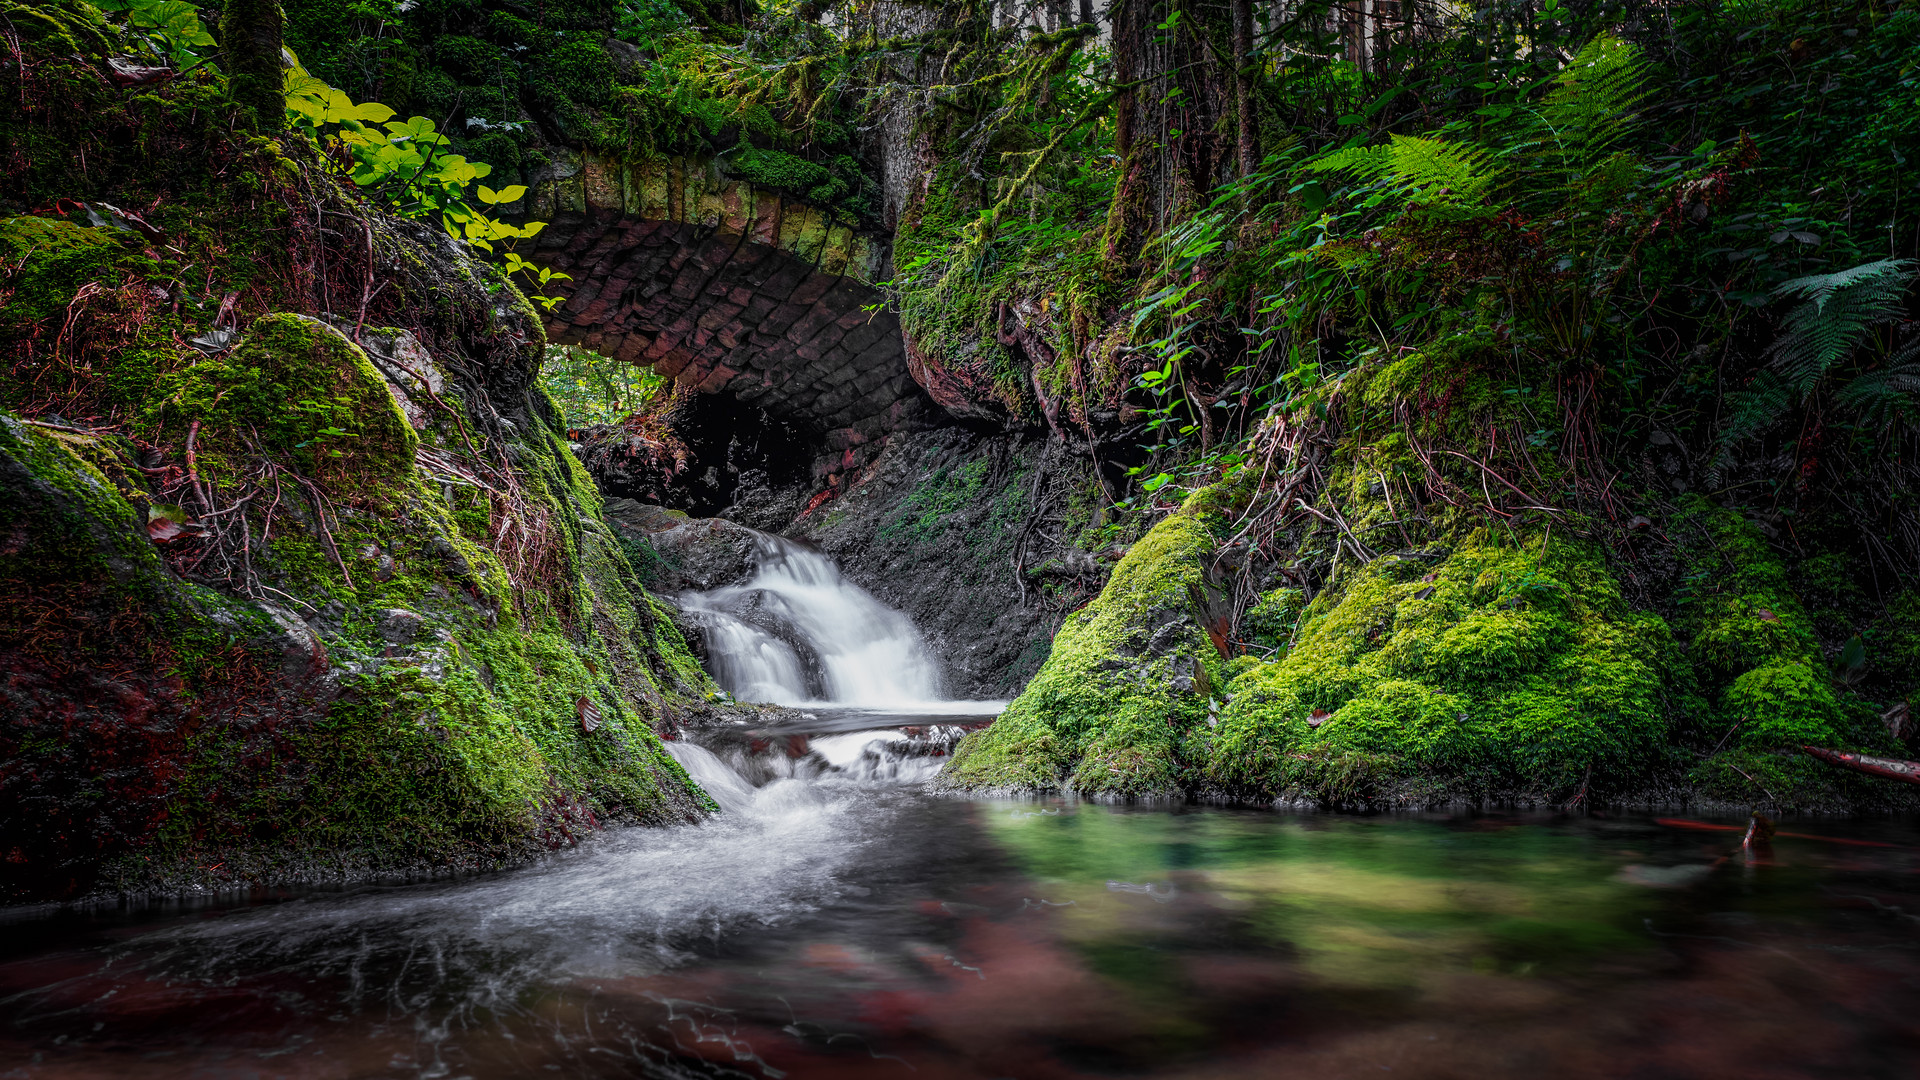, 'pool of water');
5,714,1920,1079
